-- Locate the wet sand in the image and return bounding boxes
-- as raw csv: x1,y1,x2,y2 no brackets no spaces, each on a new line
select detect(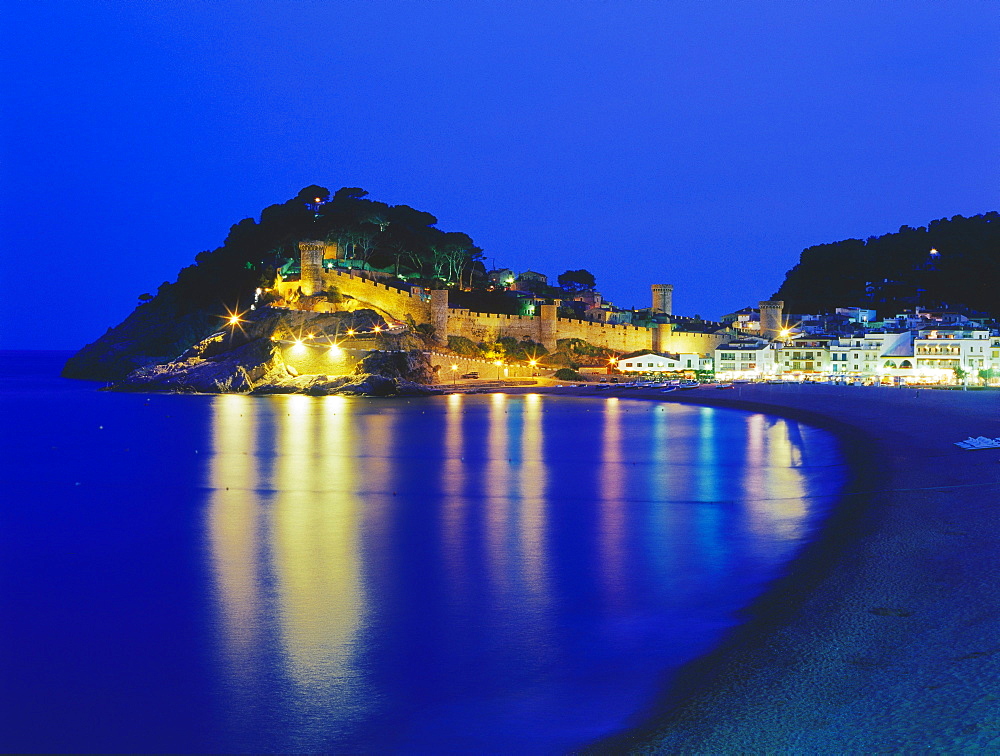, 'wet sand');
518,383,1000,752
